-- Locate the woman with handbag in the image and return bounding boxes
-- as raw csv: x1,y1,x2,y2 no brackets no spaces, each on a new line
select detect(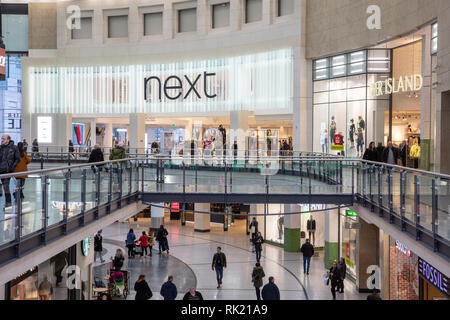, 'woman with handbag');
134,274,153,300
251,262,265,301
111,249,125,271
328,260,340,300
126,229,136,258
